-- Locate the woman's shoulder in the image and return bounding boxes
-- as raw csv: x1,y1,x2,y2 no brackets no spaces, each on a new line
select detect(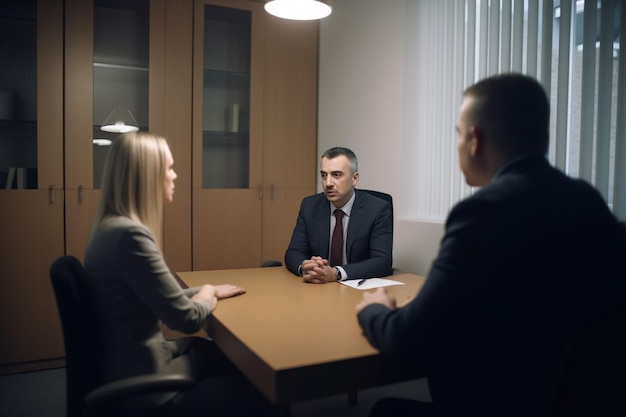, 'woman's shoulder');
101,216,147,231
86,216,156,263
95,216,154,244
